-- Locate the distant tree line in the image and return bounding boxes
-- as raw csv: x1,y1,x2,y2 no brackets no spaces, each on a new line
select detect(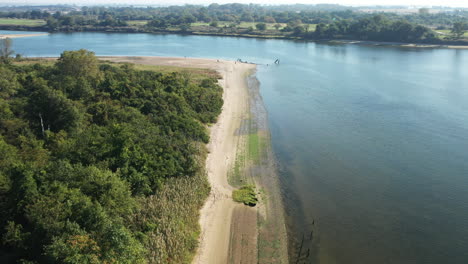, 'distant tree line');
0,10,51,19
1,4,467,27
45,12,128,30
0,4,467,43
303,15,438,43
